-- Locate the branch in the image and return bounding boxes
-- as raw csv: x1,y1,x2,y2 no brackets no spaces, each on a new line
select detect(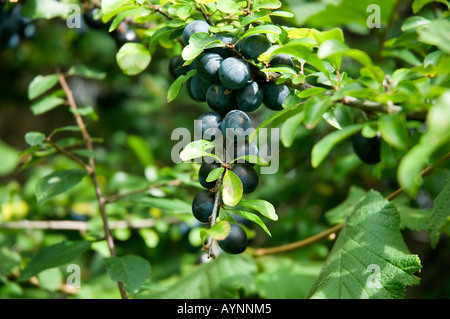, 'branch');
104,179,182,203
57,71,128,300
253,151,450,257
206,172,225,259
148,3,173,20
0,217,182,231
